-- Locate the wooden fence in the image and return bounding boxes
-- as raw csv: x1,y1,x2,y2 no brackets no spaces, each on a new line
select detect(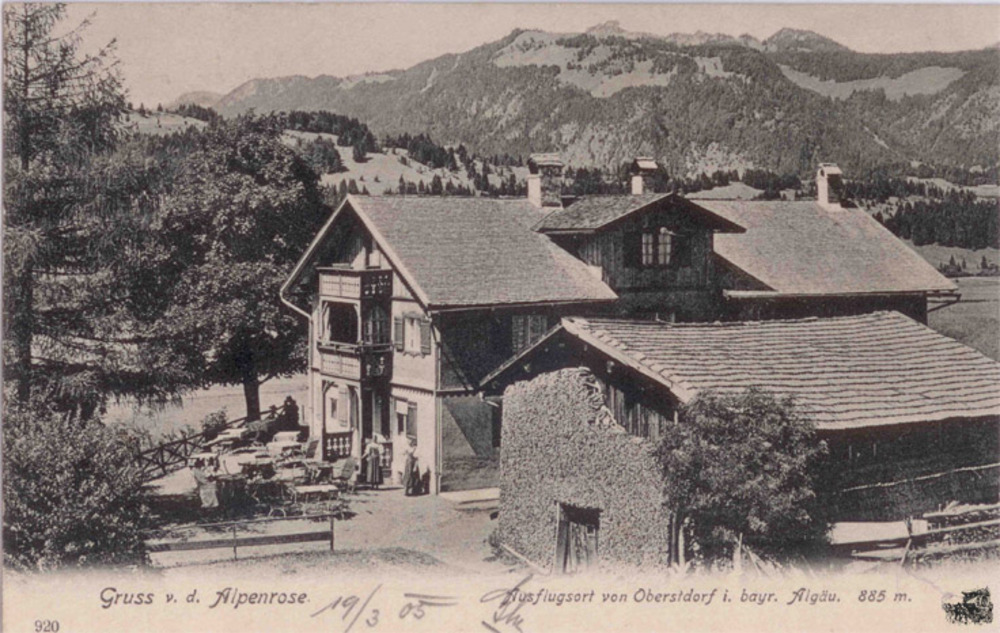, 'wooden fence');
842,502,1000,564
135,404,291,482
828,462,1000,521
146,512,339,561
